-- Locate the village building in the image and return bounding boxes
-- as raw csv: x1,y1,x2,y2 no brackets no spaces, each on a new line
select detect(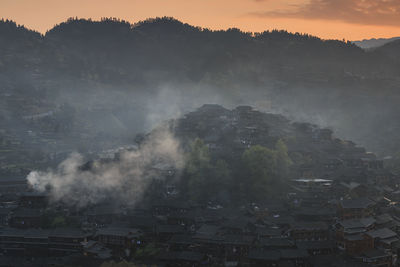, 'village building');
338,198,375,219
335,217,375,255
288,221,330,241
